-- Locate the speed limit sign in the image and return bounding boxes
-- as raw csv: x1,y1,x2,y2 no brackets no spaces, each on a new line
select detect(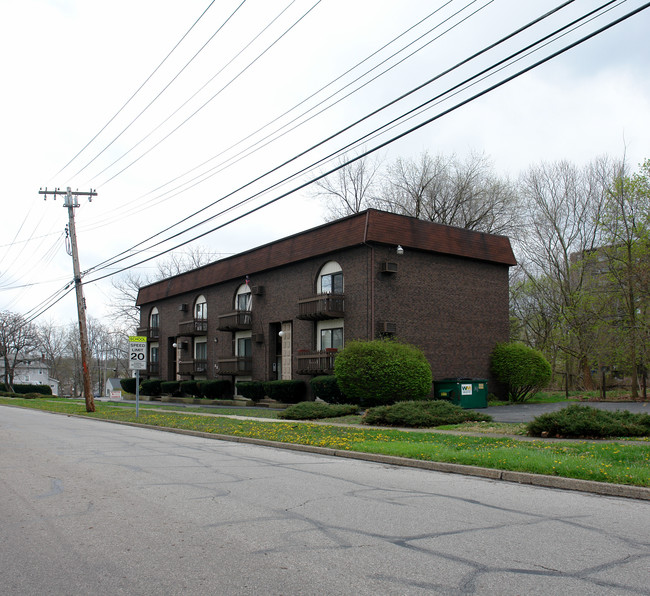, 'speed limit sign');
129,336,148,371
